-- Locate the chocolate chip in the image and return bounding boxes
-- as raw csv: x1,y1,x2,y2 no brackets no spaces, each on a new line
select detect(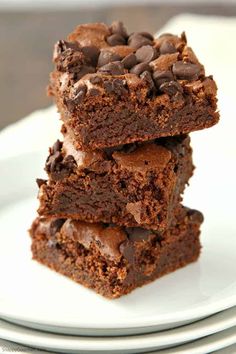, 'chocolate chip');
110,21,128,39
81,46,100,66
89,76,103,85
121,53,137,69
153,70,174,88
76,65,95,80
128,33,152,50
159,41,177,55
126,227,152,241
98,61,125,75
36,178,47,188
73,84,87,104
159,80,183,95
172,61,200,80
97,50,121,67
140,71,155,93
104,78,127,95
130,62,151,76
107,33,126,46
135,45,158,63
